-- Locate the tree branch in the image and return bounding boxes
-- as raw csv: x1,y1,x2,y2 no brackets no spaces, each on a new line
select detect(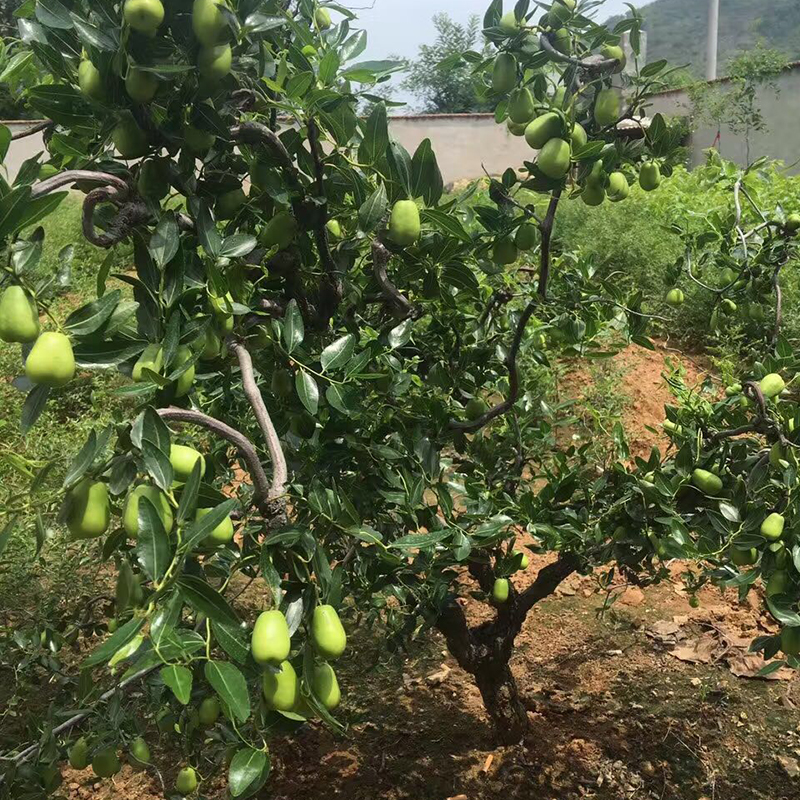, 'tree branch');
156,407,272,510
371,240,414,317
516,553,580,617
230,122,302,190
230,342,288,502
537,189,561,299
11,120,52,141
539,34,620,72
81,187,149,248
435,597,477,672
30,170,129,200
